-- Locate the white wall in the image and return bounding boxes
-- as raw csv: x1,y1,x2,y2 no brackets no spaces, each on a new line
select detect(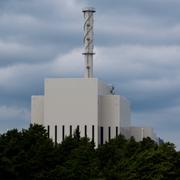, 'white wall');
130,127,158,142
99,95,119,143
120,127,131,139
44,78,99,145
31,96,44,125
98,80,111,95
119,97,131,127
98,95,131,143
31,78,132,146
